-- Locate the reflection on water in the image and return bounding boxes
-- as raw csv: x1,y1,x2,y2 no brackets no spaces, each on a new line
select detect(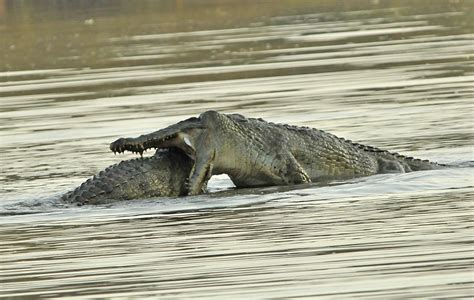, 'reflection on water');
0,1,473,298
